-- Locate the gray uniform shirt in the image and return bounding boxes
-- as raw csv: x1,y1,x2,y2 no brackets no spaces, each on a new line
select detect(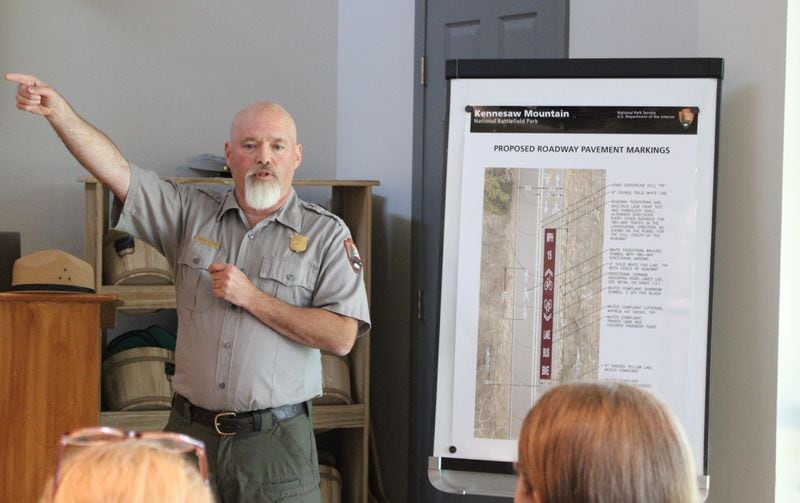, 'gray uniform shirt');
111,164,371,411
